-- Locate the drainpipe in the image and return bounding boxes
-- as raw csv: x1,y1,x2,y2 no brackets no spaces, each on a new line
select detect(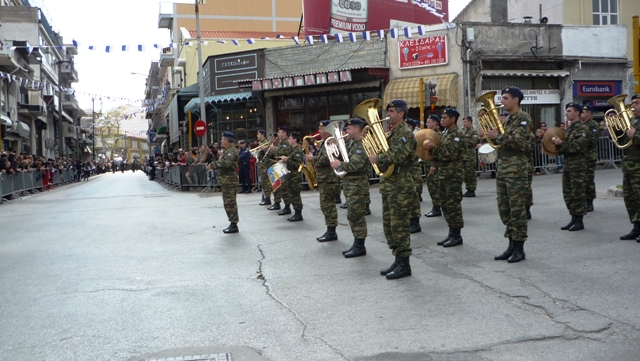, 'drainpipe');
466,48,472,117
